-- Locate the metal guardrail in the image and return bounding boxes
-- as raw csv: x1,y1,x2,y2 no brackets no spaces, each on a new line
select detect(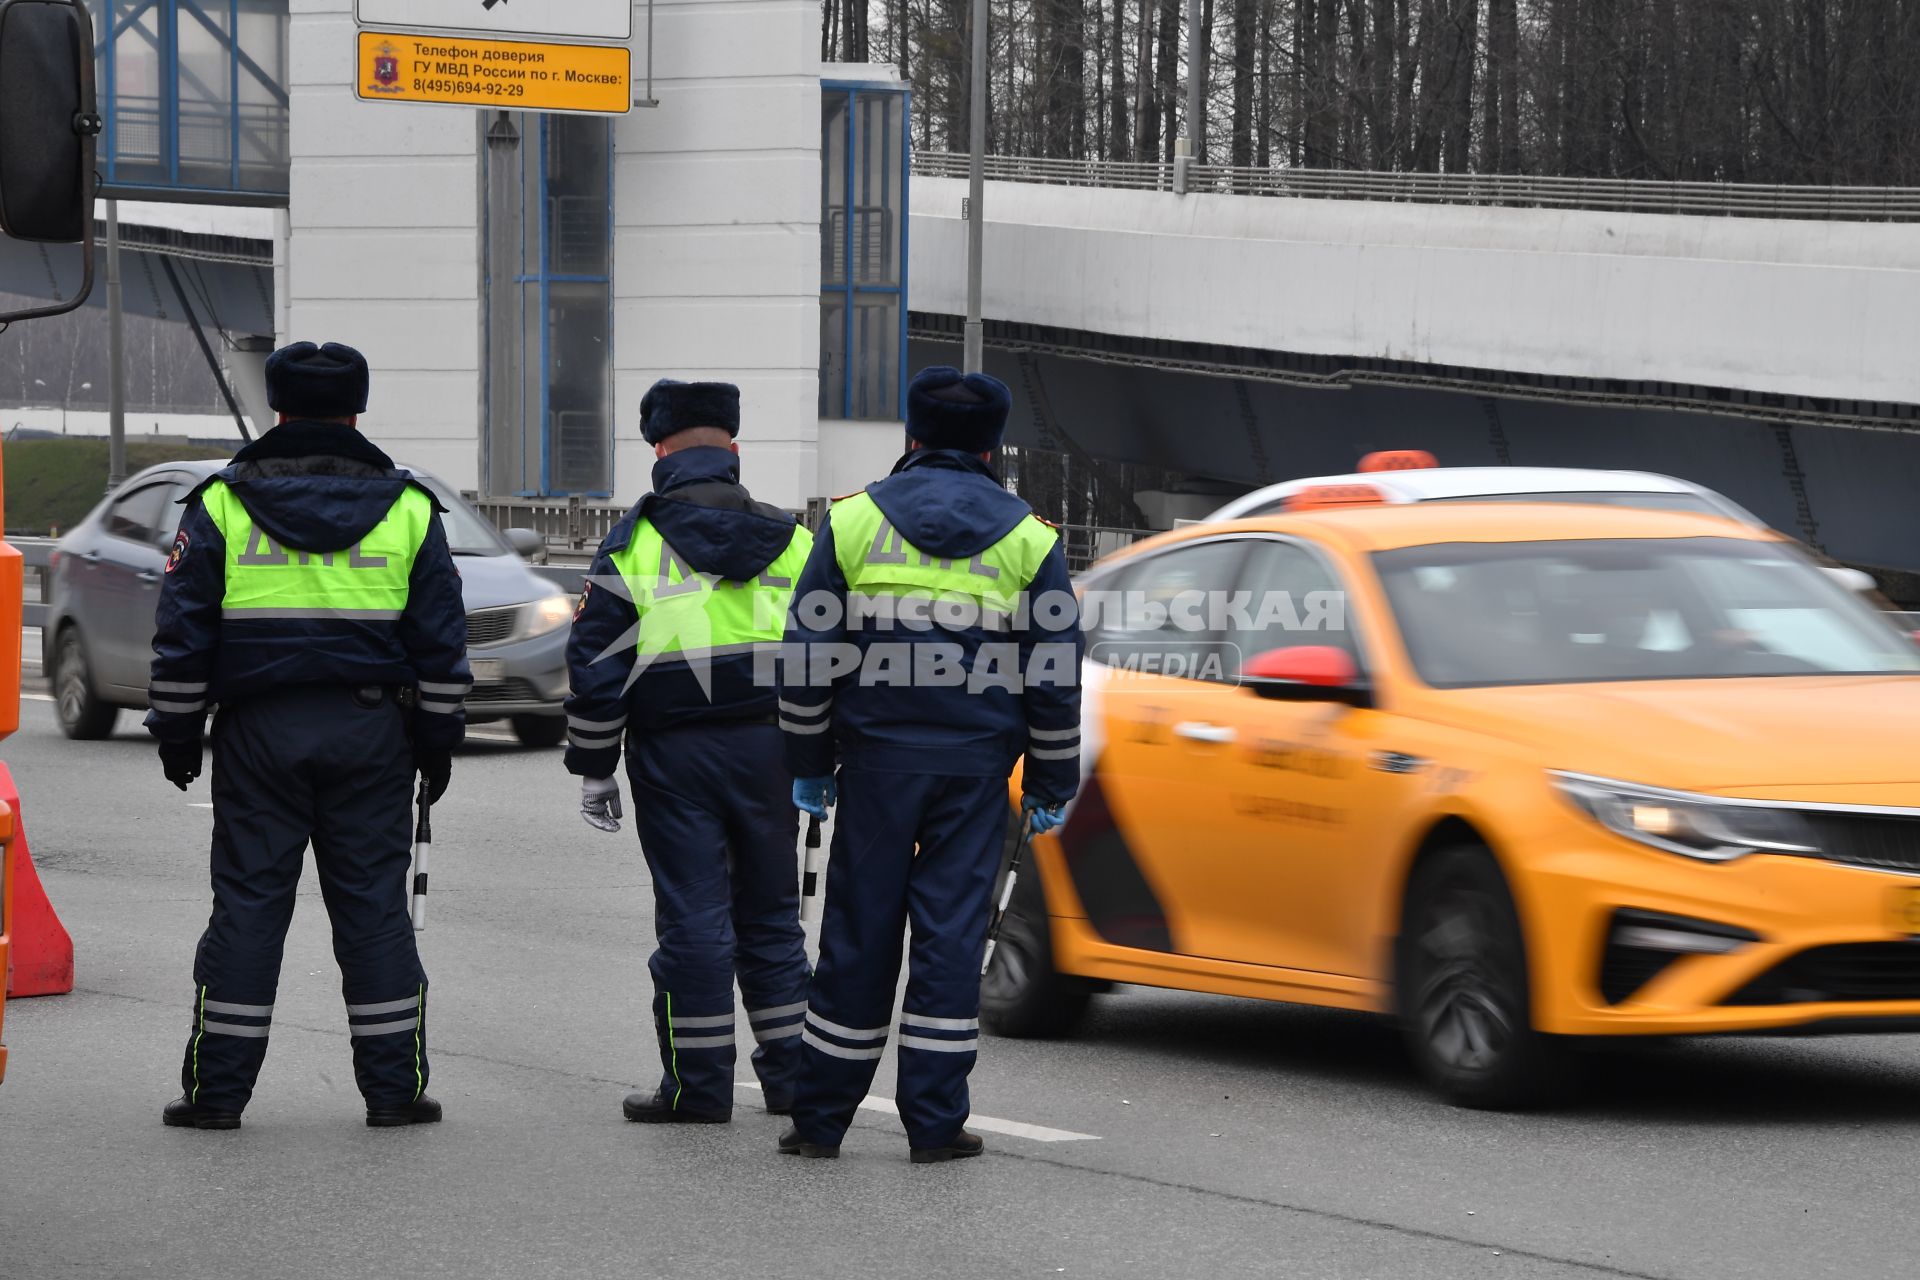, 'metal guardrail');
15,537,52,631
912,152,1920,221
466,495,626,553
1057,523,1155,573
